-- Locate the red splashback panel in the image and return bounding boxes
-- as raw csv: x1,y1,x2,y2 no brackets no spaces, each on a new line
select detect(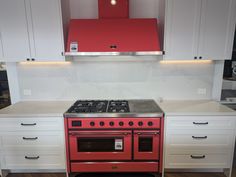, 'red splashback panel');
66,19,160,52
98,0,129,19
